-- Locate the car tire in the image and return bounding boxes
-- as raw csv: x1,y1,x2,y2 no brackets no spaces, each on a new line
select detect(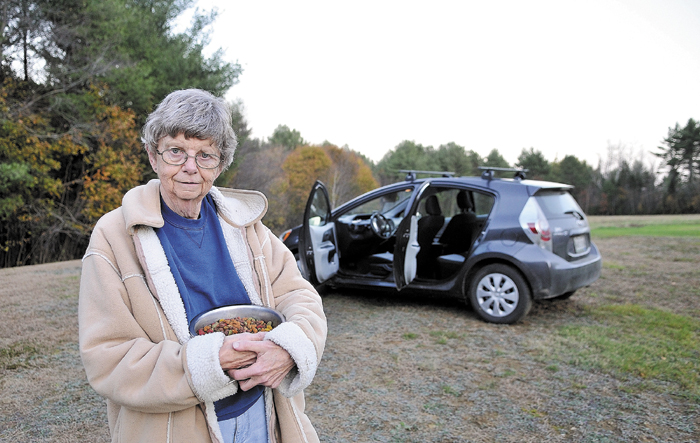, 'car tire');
468,264,532,324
